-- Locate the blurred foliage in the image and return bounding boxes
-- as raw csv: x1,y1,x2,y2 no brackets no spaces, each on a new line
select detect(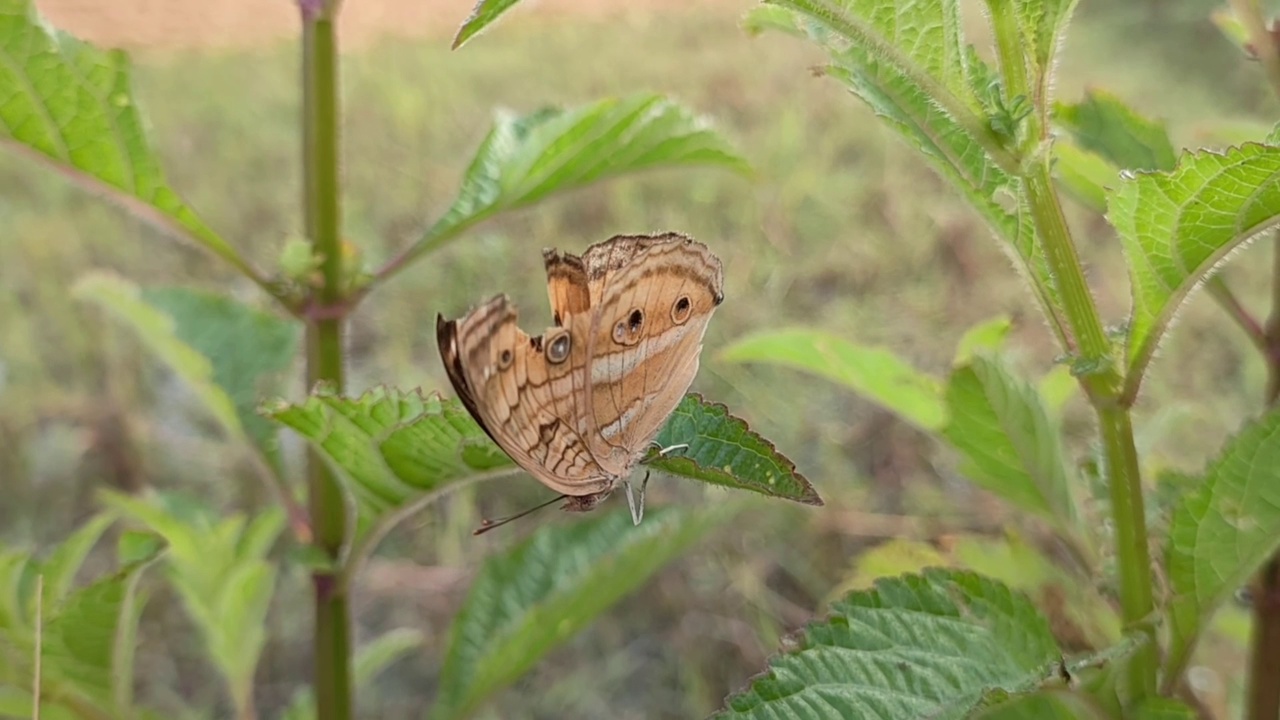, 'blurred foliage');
0,0,1274,717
